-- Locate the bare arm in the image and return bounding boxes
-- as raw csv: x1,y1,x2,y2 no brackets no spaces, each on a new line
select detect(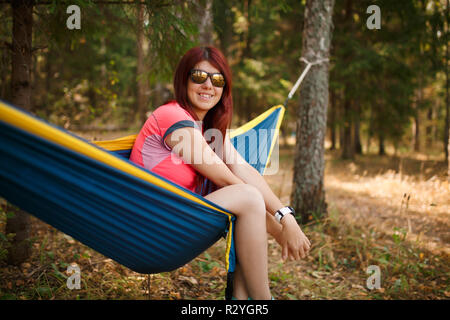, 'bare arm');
165,127,244,187
223,136,311,260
